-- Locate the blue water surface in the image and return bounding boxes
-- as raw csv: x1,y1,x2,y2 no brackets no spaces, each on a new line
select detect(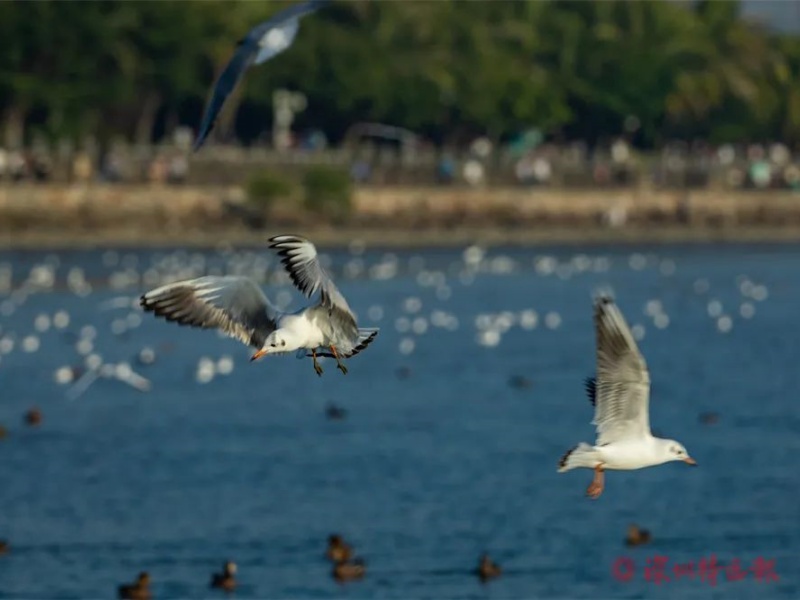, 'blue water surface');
0,242,797,599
